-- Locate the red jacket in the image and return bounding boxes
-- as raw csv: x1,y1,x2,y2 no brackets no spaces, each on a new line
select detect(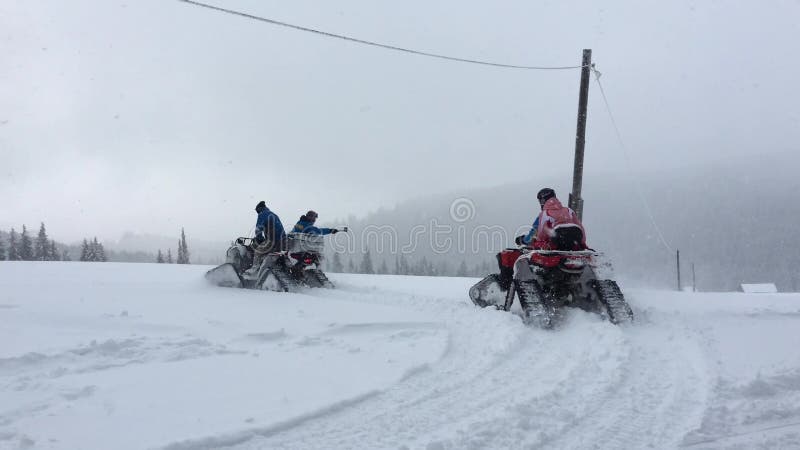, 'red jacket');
534,198,587,249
